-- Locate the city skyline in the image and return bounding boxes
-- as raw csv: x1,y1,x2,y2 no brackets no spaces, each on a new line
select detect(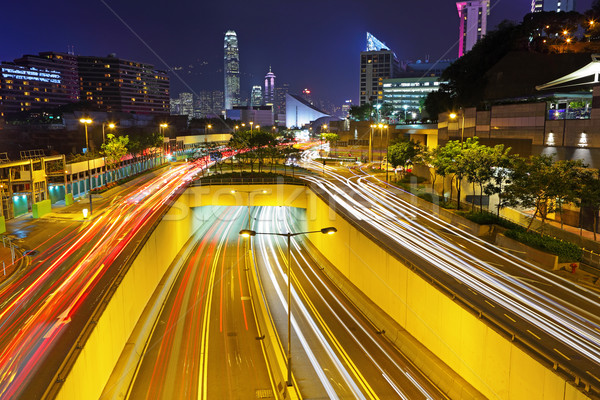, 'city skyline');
0,0,595,107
